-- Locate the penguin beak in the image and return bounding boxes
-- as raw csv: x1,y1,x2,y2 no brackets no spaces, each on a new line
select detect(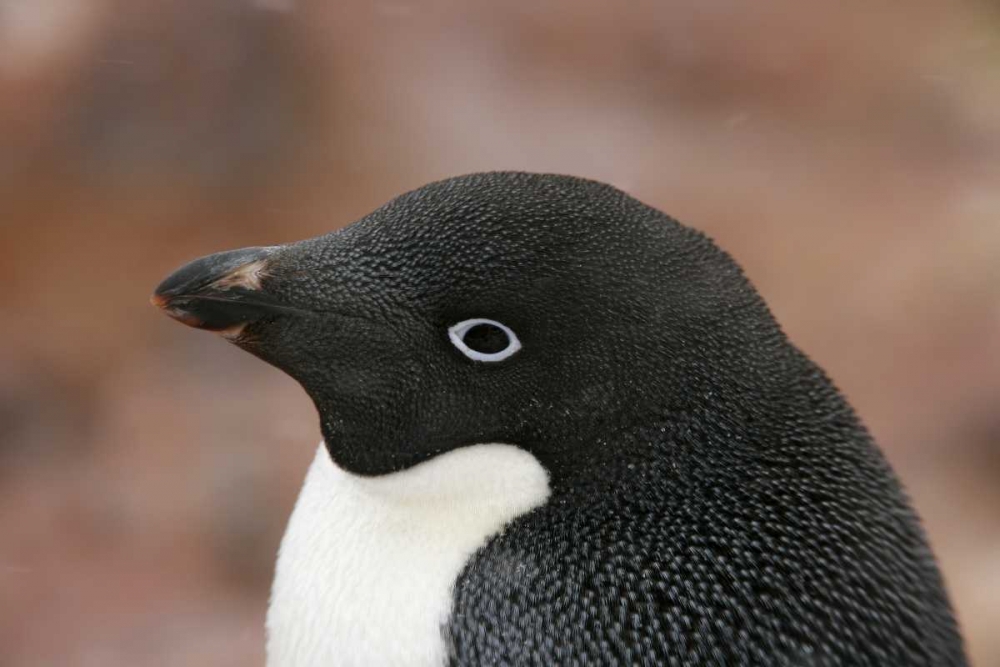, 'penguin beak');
151,246,286,335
